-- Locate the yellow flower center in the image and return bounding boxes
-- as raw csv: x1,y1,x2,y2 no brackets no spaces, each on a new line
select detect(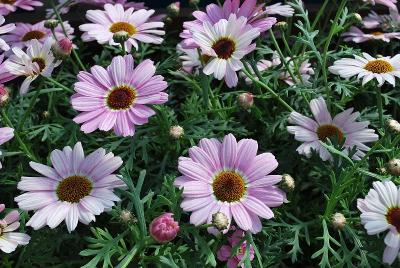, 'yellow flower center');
212,38,236,59
317,124,344,142
56,176,92,203
22,30,46,41
370,31,383,36
109,22,136,36
106,85,136,110
386,207,400,233
212,171,246,202
364,59,394,74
